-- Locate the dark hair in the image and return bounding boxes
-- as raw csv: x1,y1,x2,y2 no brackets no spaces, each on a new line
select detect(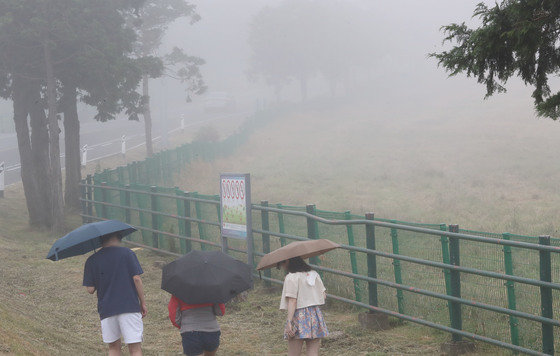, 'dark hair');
286,256,312,273
100,233,121,244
